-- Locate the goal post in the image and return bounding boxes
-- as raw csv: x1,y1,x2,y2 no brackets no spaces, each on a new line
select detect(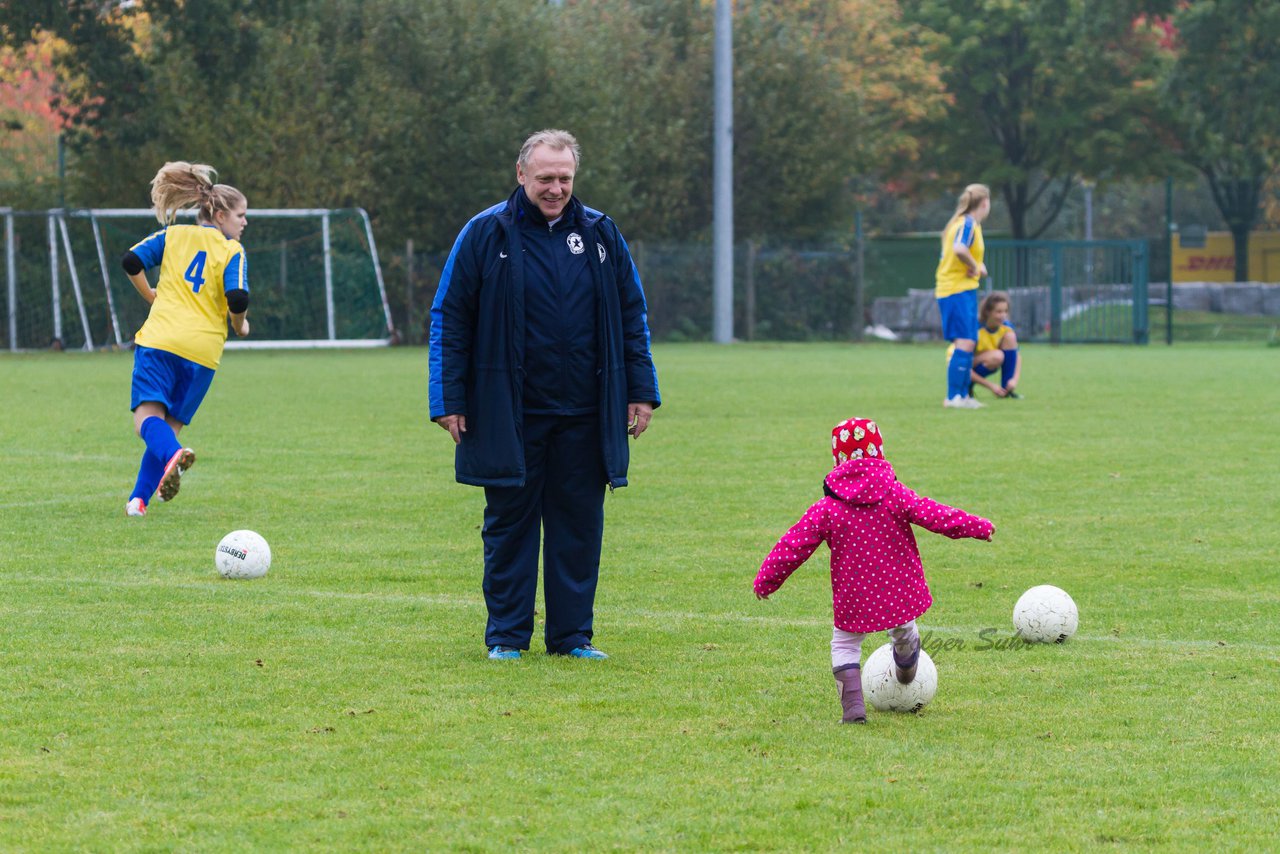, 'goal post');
2,206,395,352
